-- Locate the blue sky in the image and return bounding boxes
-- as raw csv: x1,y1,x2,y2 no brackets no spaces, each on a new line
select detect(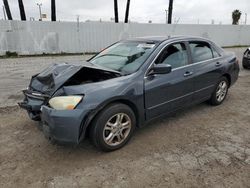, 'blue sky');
0,0,249,24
